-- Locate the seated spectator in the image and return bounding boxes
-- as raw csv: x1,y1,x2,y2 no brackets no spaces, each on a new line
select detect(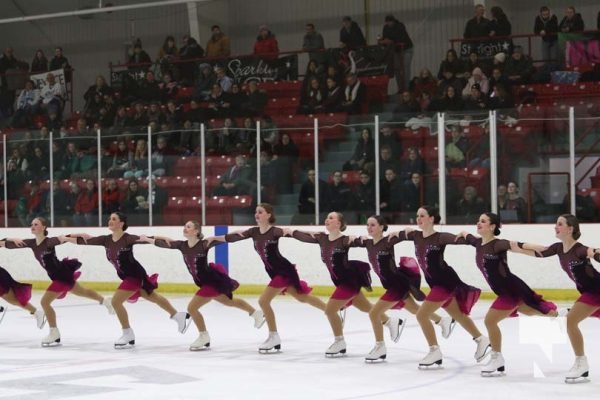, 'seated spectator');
142,177,169,225
445,125,469,168
47,180,70,226
253,25,279,58
214,118,238,155
150,135,175,176
129,101,149,129
123,138,148,179
102,178,121,215
178,34,204,85
30,49,48,74
437,49,467,81
340,72,366,114
27,146,49,180
107,139,132,178
206,25,231,58
303,60,325,86
379,124,402,158
464,51,491,77
159,72,179,102
374,144,401,180
504,46,535,85
487,83,513,110
352,171,376,222
463,83,488,111
38,72,65,119
5,148,27,199
194,63,216,100
83,75,112,112
212,154,254,196
70,146,97,180
492,51,506,72
379,168,402,213
462,67,489,98
297,169,329,214
410,68,438,101
436,68,463,100
258,150,277,202
400,172,422,213
321,77,344,113
11,79,39,128
120,179,148,215
18,182,46,227
215,66,234,93
343,128,374,171
325,64,344,87
271,132,299,194
399,146,426,181
328,171,354,212
163,100,183,131
240,80,267,116
487,67,508,95
235,117,256,153
453,185,487,223
394,91,420,120
206,83,232,118
504,181,527,222
298,77,326,115
73,180,98,226
227,83,245,115
430,85,464,112
137,70,162,103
